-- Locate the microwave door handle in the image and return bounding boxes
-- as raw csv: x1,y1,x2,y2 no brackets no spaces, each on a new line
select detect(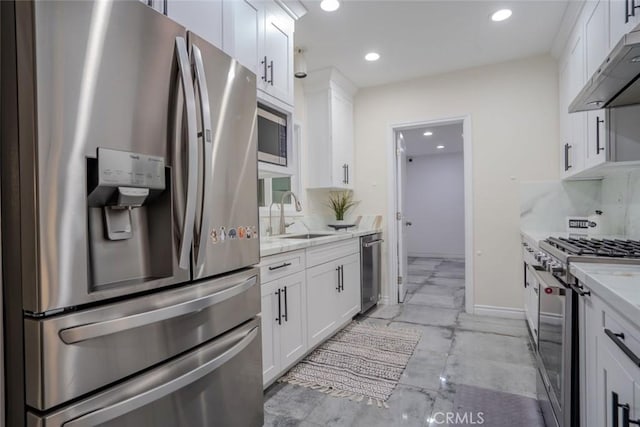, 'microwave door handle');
191,44,214,268
175,37,198,269
62,326,259,427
